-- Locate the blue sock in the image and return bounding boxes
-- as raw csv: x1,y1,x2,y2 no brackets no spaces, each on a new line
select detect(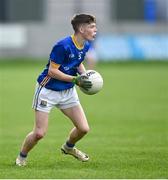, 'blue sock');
66,141,75,148
20,152,27,158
